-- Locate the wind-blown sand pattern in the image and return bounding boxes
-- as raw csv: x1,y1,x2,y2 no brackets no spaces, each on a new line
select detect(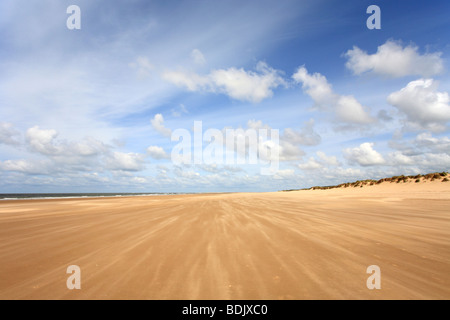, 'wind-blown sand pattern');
0,180,449,299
